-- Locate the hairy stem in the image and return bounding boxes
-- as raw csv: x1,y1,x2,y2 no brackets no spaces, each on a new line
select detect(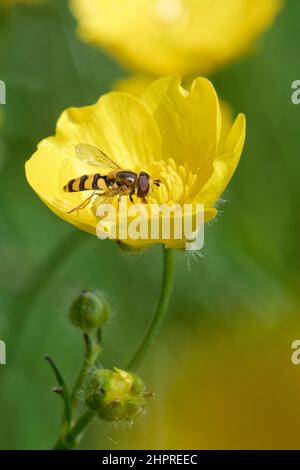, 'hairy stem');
53,410,95,450
53,246,175,450
52,333,100,450
127,247,175,371
71,333,102,414
45,356,72,427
